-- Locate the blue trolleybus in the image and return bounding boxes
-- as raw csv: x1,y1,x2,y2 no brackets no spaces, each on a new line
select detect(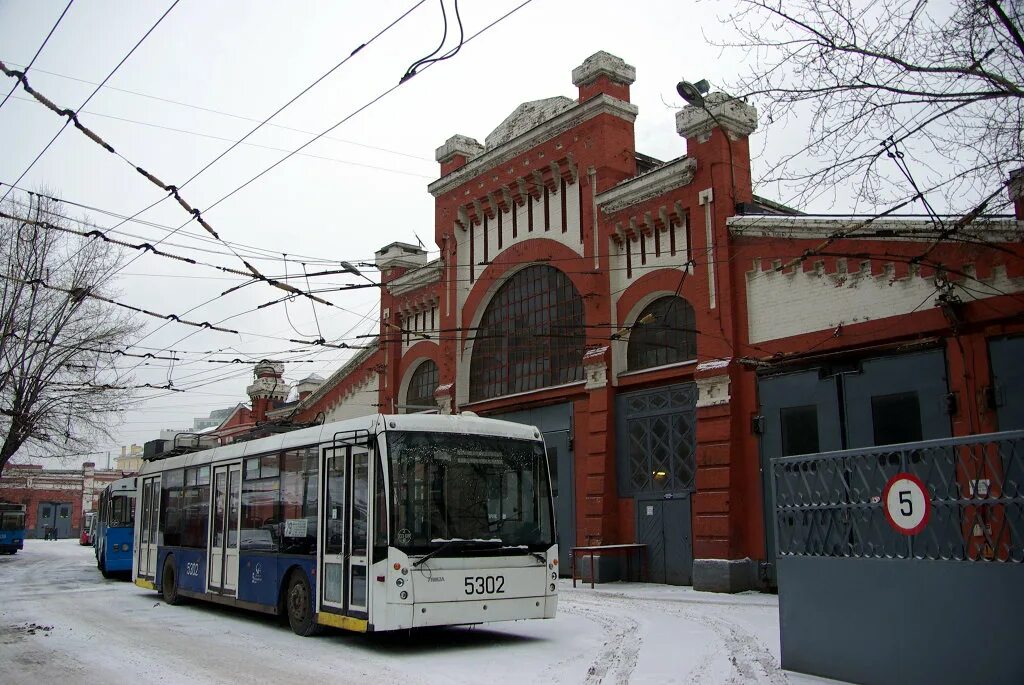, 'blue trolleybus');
95,477,137,577
133,413,558,635
0,503,26,554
